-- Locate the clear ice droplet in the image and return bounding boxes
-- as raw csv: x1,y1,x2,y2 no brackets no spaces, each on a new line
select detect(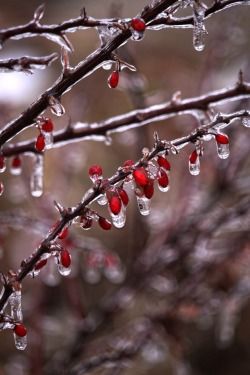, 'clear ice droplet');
136,195,151,216
30,155,44,197
9,291,27,350
49,96,65,117
189,158,200,176
242,117,250,128
216,143,230,159
110,205,126,228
